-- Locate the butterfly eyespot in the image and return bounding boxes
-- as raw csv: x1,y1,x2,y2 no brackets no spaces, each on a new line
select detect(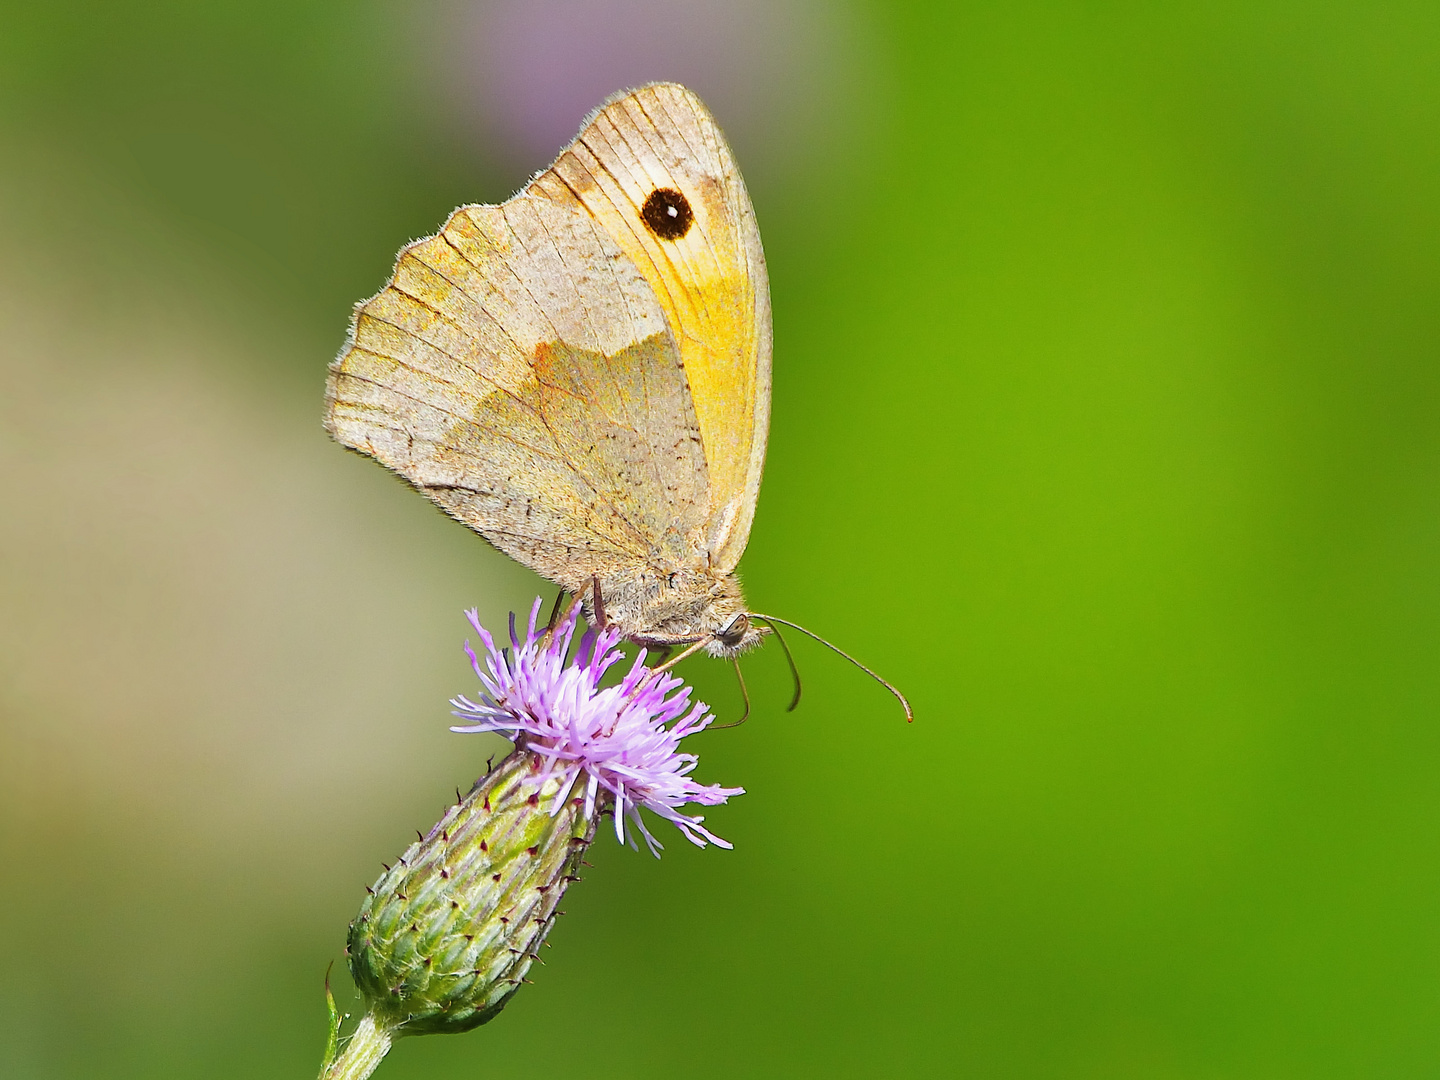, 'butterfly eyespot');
641,188,693,240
